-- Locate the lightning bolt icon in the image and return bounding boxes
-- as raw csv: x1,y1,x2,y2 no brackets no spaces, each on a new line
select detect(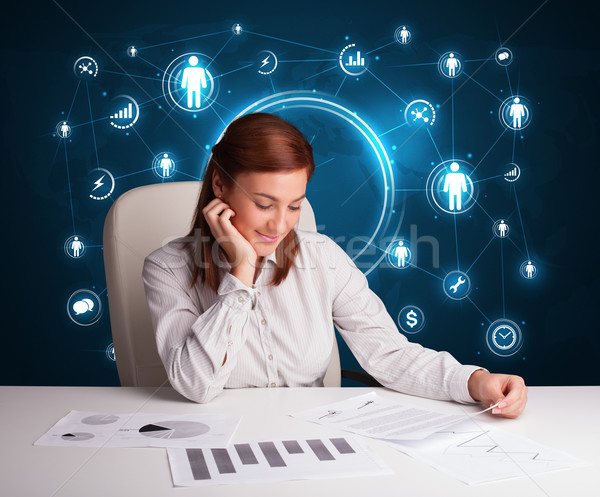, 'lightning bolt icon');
260,56,270,68
92,175,105,192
